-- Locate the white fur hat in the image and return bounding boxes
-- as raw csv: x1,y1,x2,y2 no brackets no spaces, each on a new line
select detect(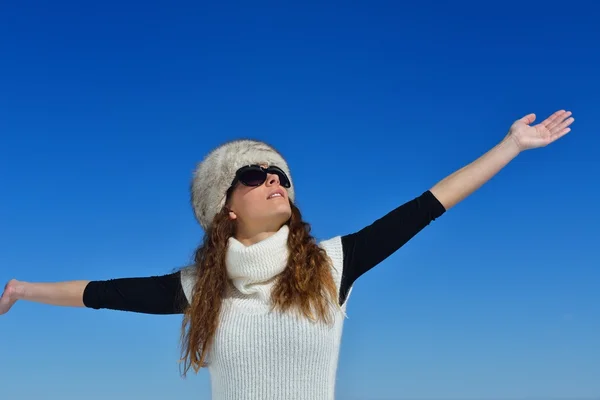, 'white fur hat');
190,139,295,230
